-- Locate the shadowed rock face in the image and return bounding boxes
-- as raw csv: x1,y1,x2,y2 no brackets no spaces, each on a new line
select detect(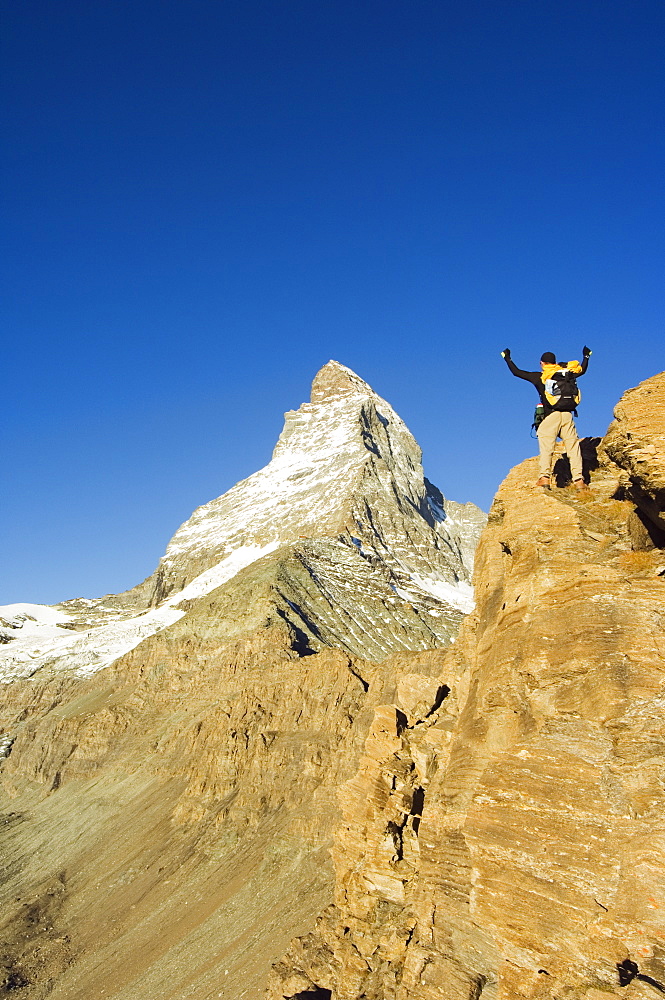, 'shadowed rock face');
267,371,665,1000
